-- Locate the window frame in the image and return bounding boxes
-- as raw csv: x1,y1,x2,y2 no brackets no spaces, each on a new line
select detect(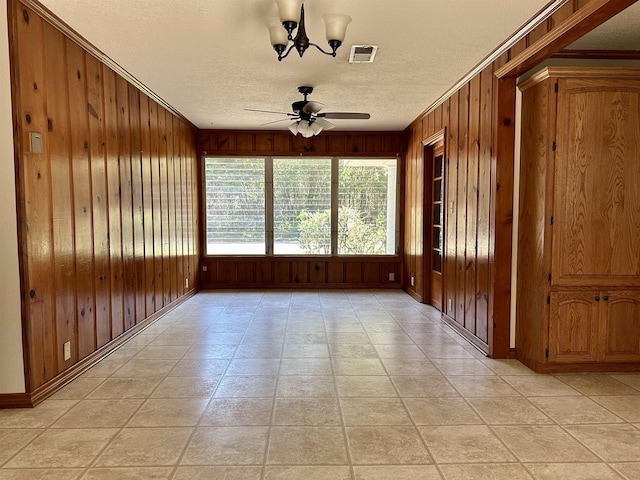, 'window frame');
202,155,401,257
